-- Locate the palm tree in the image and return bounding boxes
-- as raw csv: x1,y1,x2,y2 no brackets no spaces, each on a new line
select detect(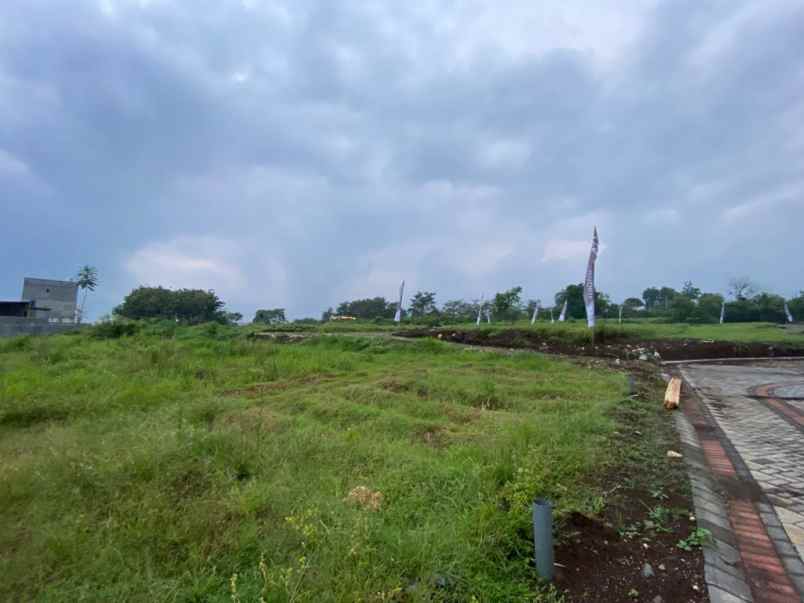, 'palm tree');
75,265,98,323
